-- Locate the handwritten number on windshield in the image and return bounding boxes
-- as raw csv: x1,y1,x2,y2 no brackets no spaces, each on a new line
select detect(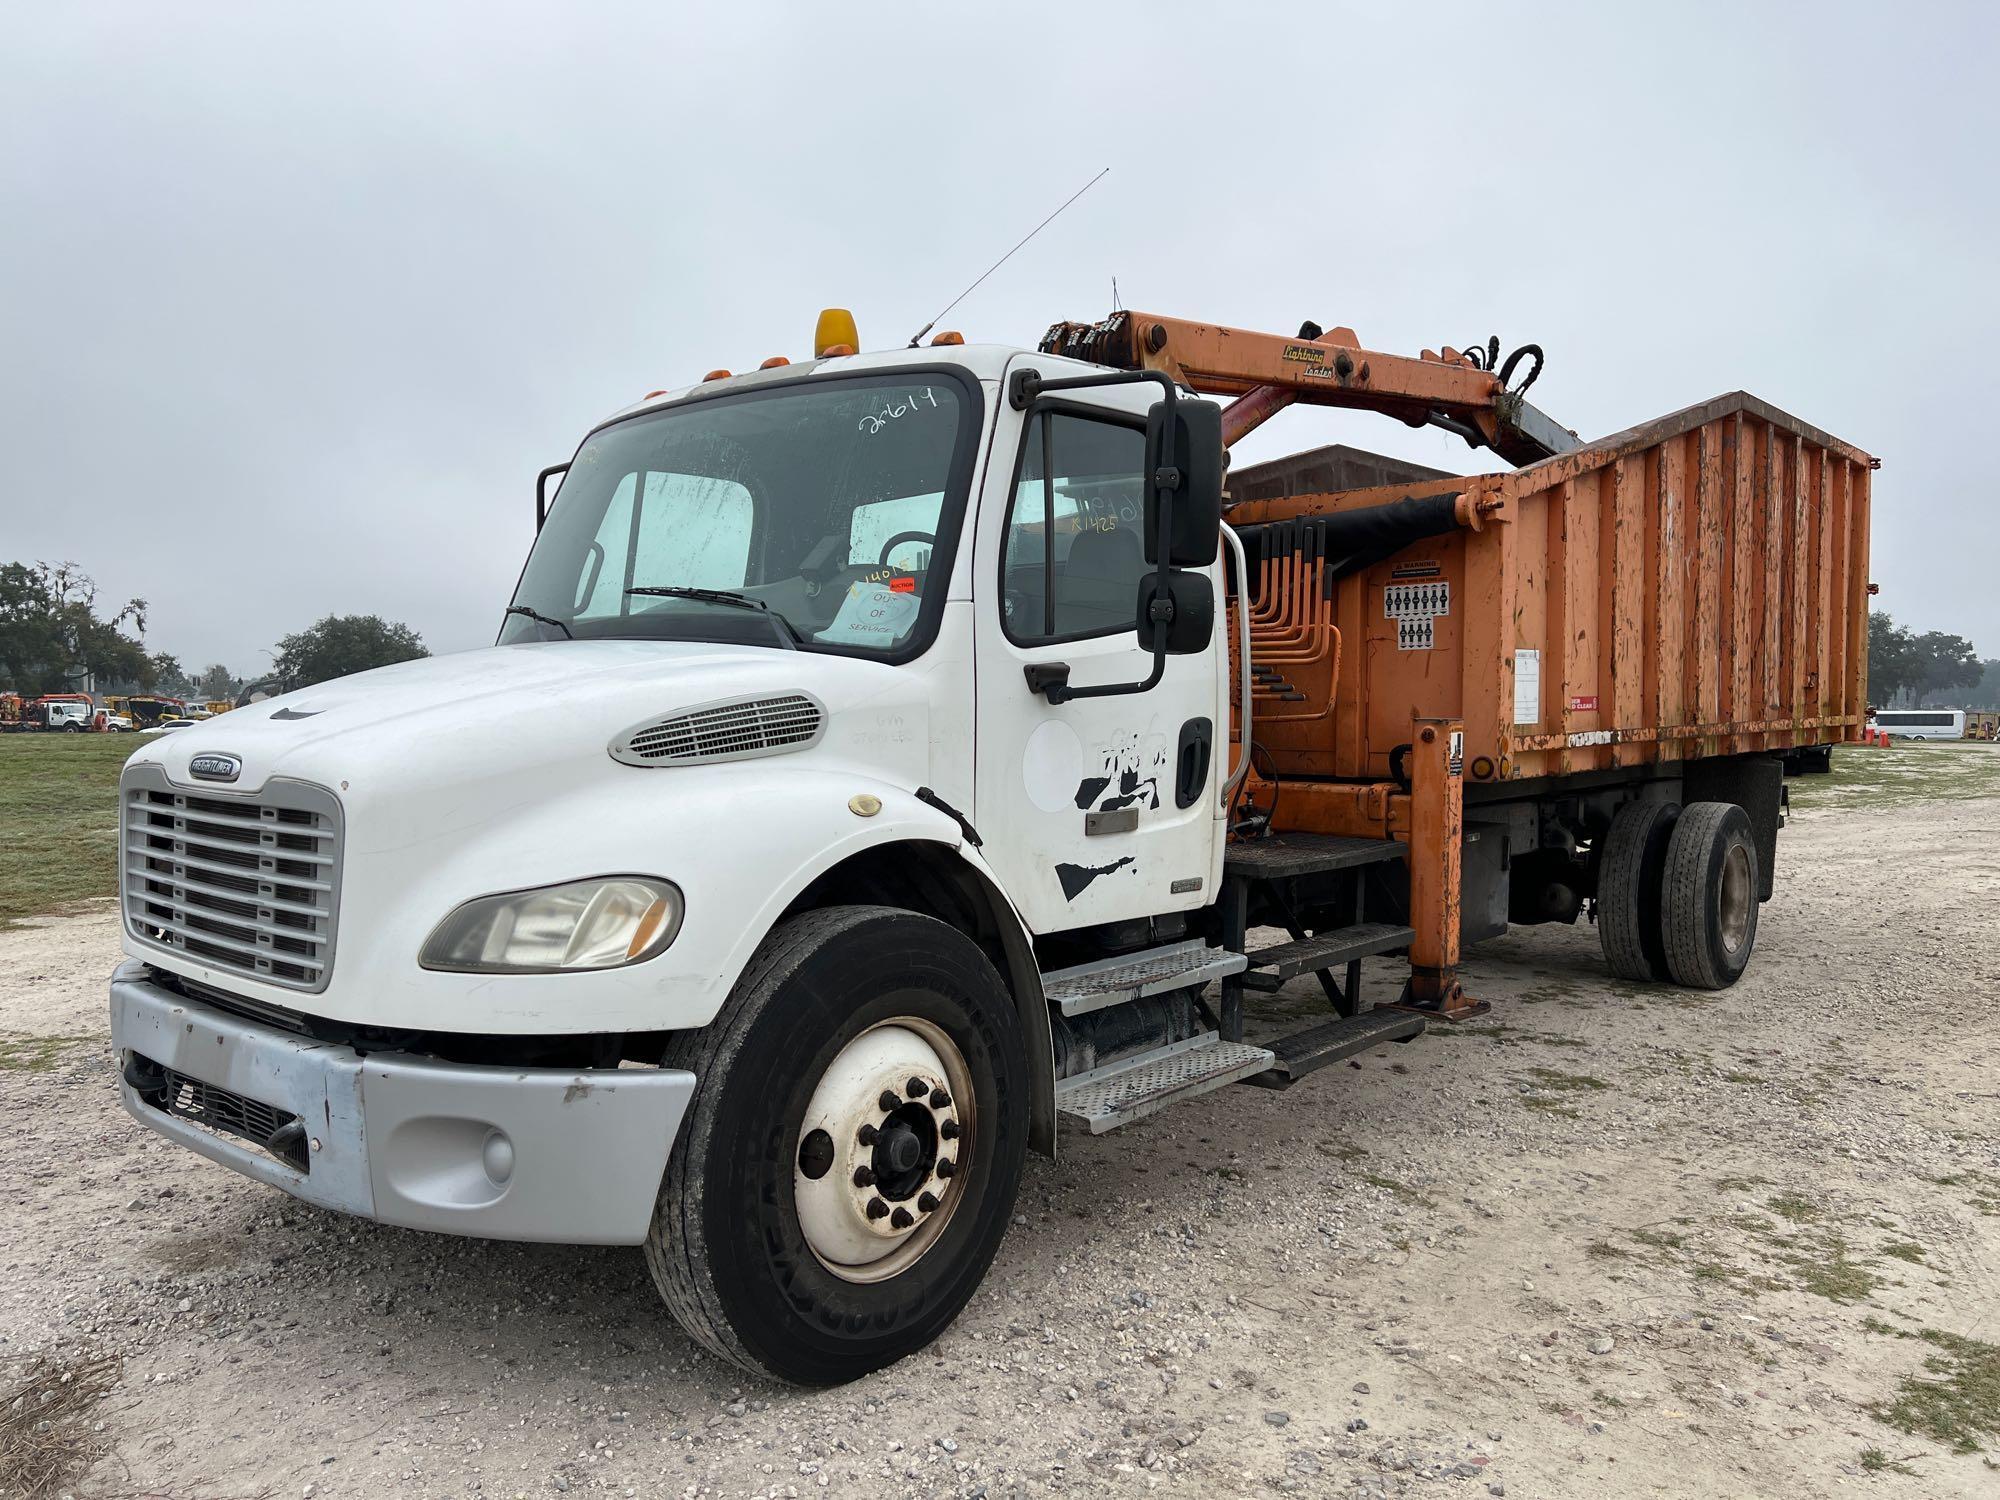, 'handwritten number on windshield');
857,387,940,436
